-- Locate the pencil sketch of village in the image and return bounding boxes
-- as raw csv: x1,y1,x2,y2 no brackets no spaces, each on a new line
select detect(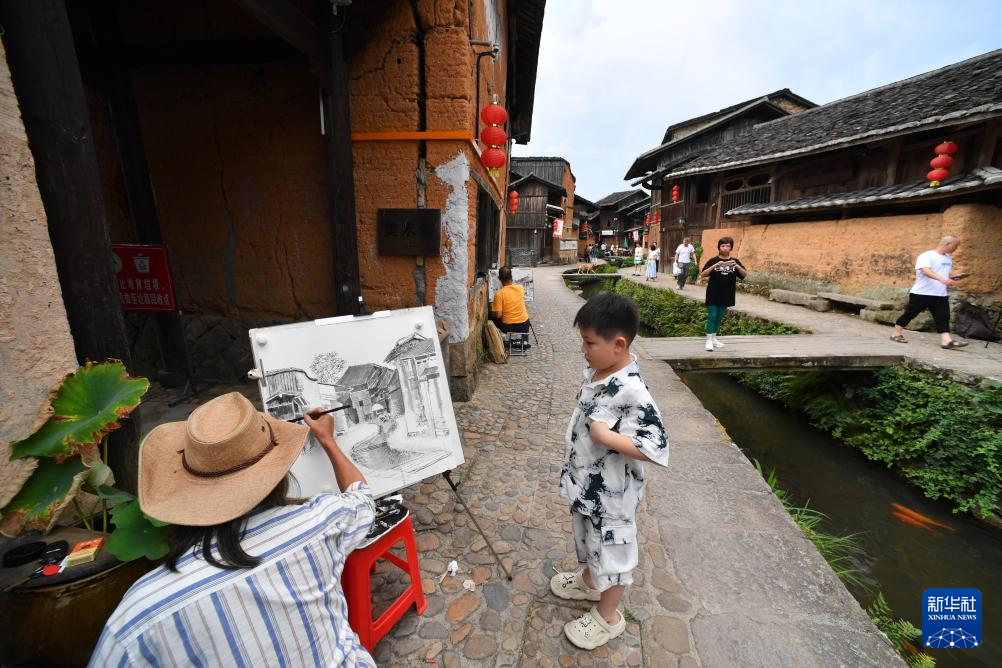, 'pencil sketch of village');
488,267,534,301
251,310,462,497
